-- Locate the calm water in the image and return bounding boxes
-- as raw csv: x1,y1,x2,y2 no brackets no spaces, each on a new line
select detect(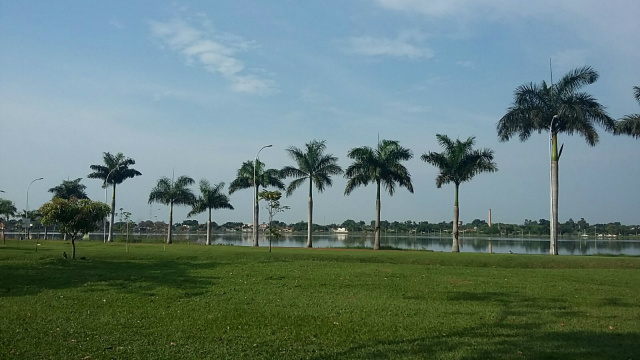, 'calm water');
15,231,640,256
184,232,640,256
